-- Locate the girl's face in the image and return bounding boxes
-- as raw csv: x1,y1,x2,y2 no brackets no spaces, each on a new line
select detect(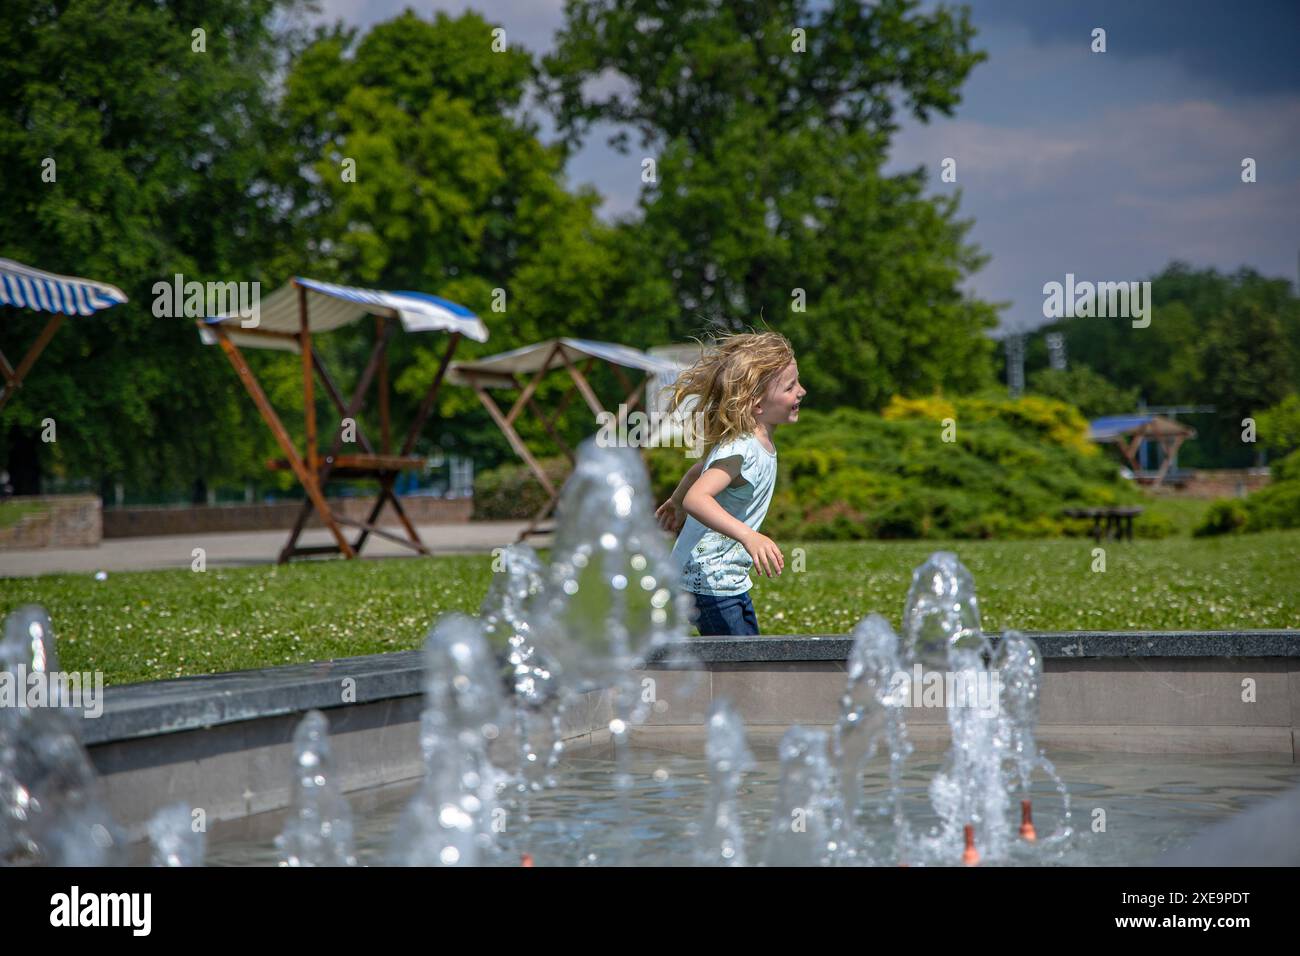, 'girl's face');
755,360,806,426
